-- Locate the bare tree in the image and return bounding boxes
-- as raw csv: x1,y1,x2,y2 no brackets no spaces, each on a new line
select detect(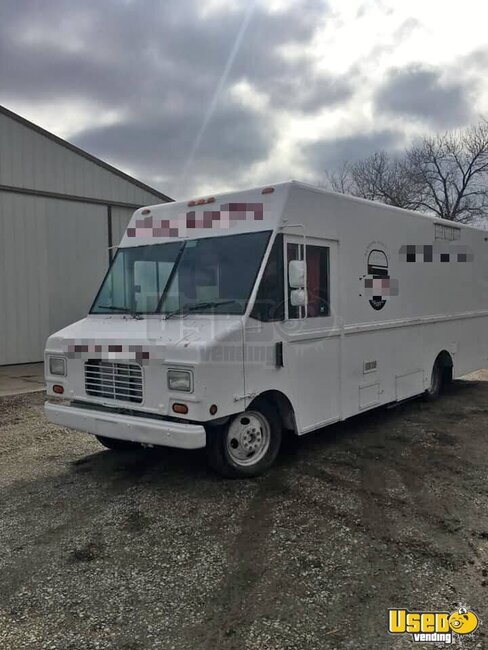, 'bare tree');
326,161,355,195
326,119,488,223
407,121,488,222
326,151,423,210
